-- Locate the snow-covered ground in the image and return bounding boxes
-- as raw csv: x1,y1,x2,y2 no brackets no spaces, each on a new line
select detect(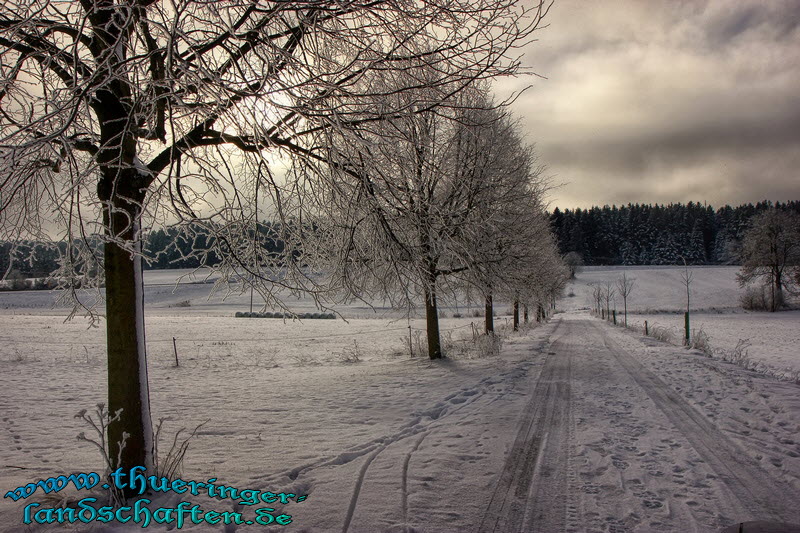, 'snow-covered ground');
0,267,491,319
1,267,799,532
562,265,744,314
562,266,800,374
